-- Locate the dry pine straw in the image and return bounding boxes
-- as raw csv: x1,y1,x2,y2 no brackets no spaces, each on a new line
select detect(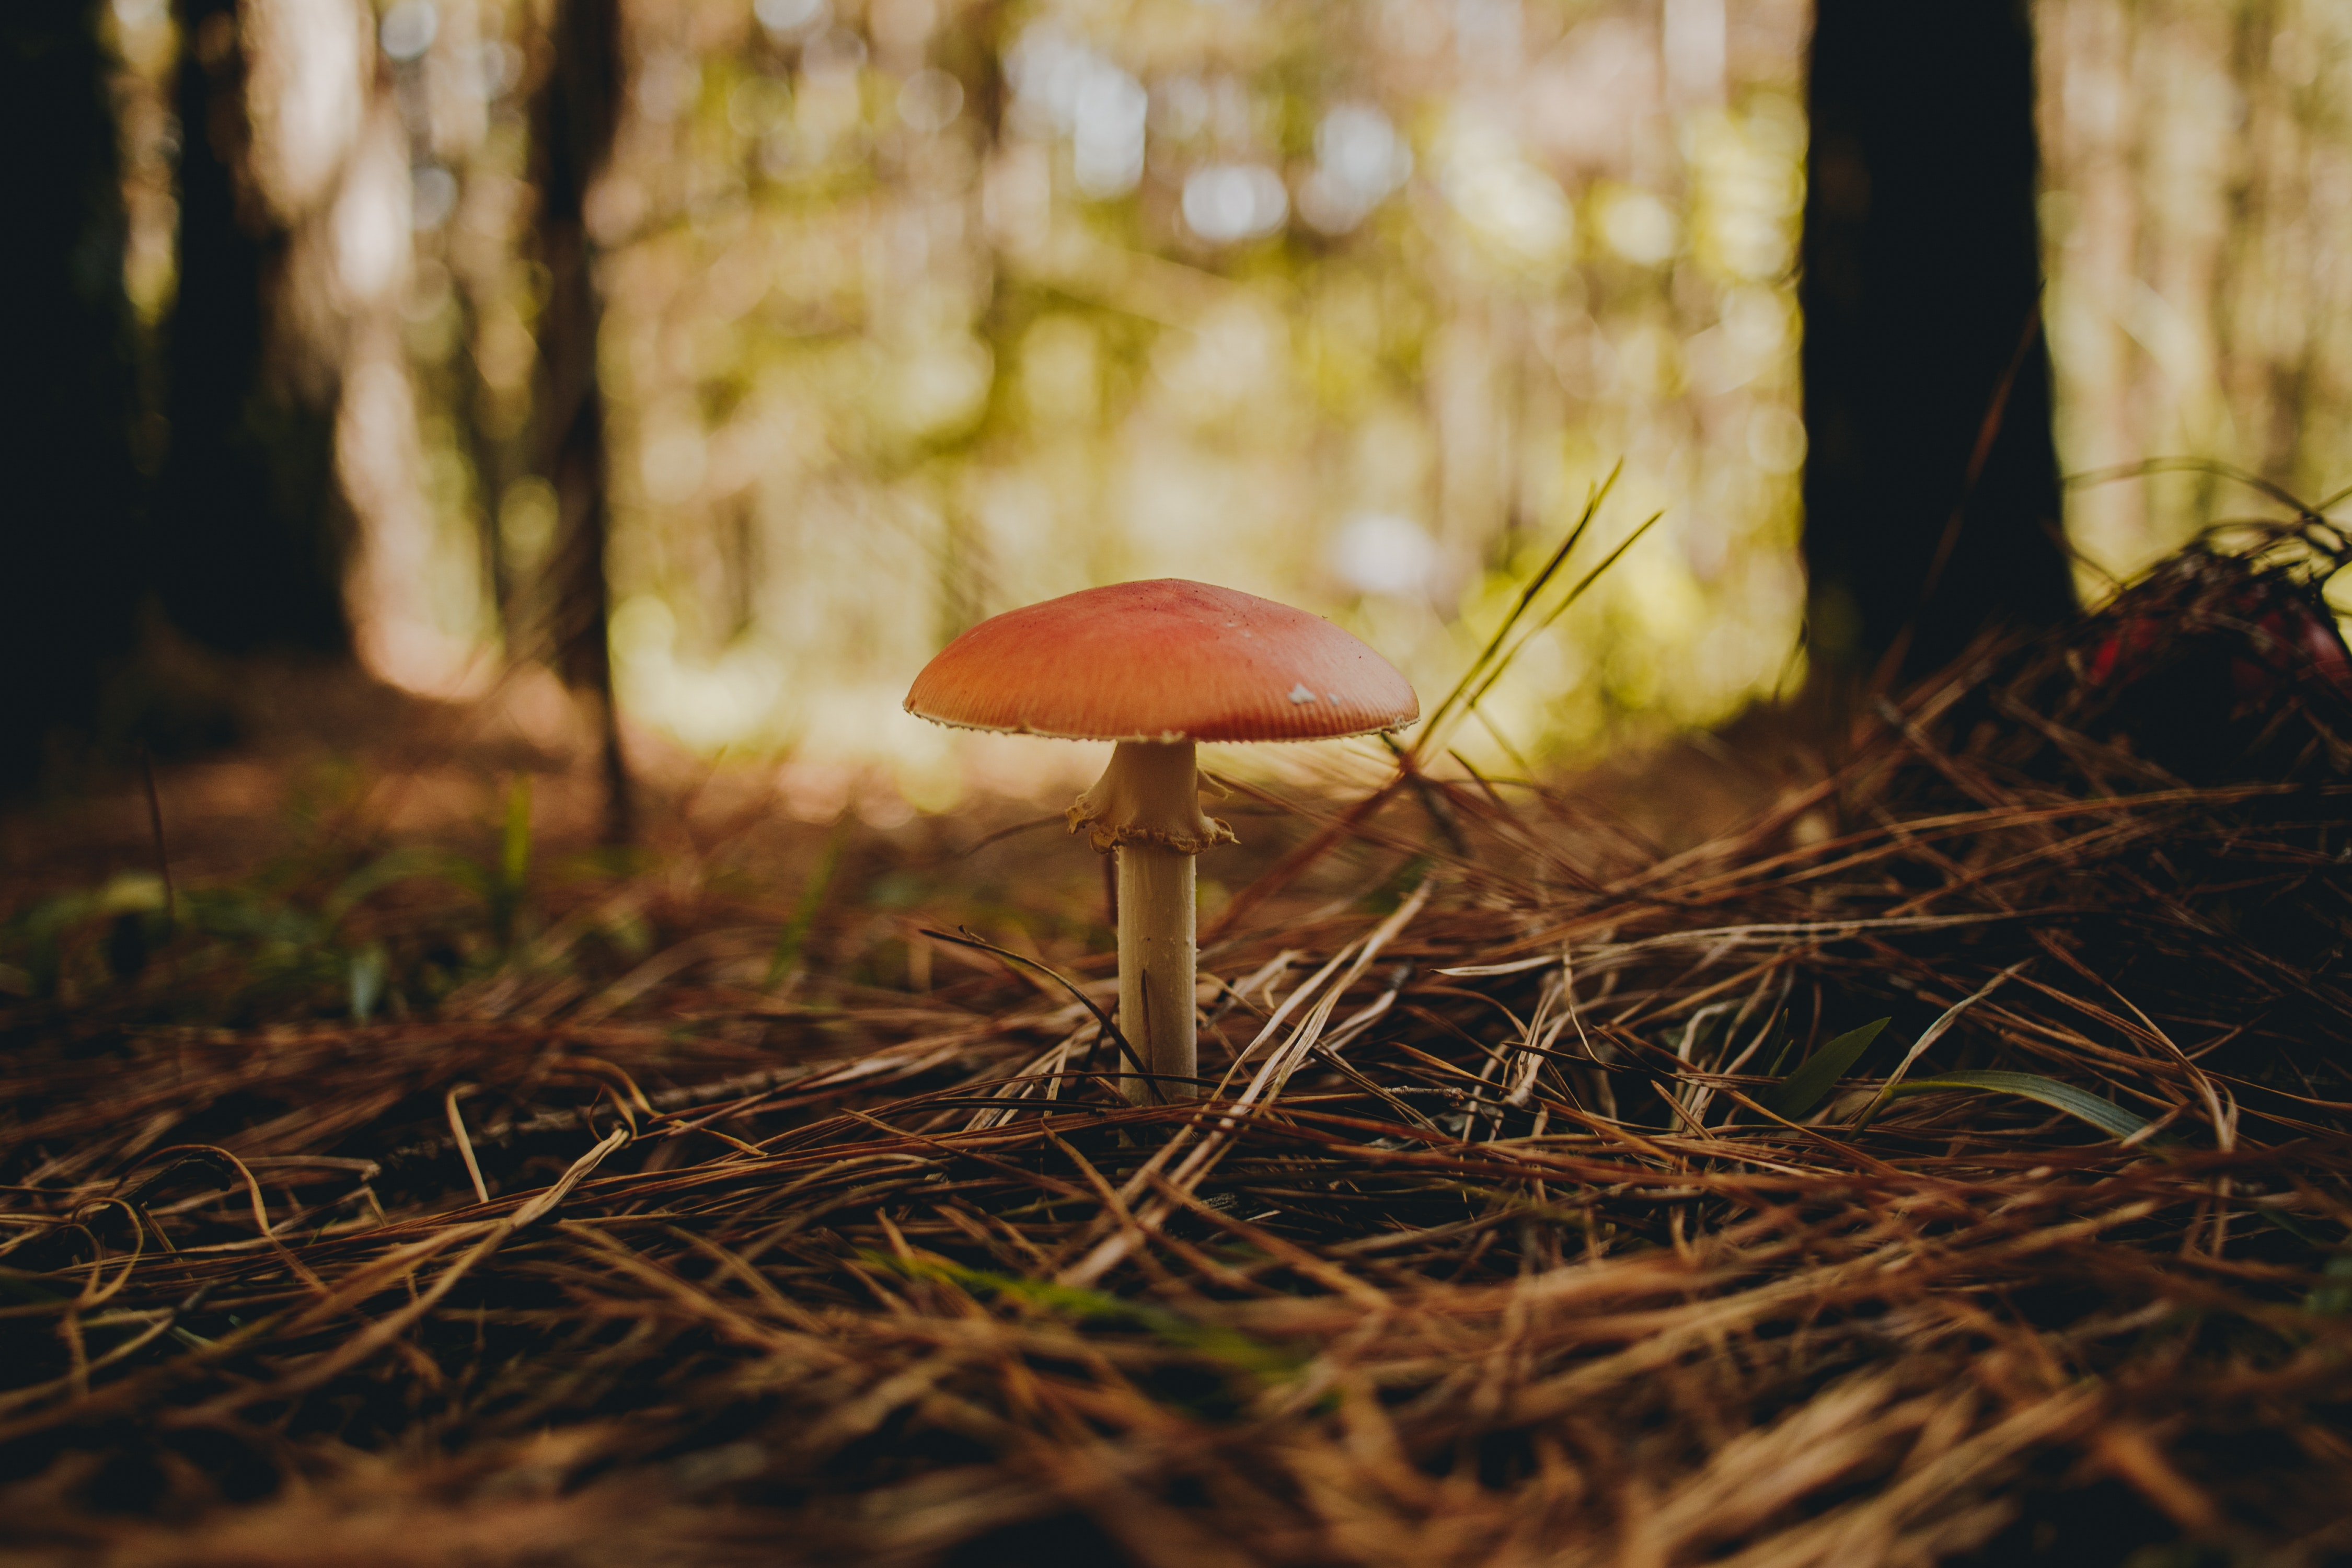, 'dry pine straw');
6,557,2352,1564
